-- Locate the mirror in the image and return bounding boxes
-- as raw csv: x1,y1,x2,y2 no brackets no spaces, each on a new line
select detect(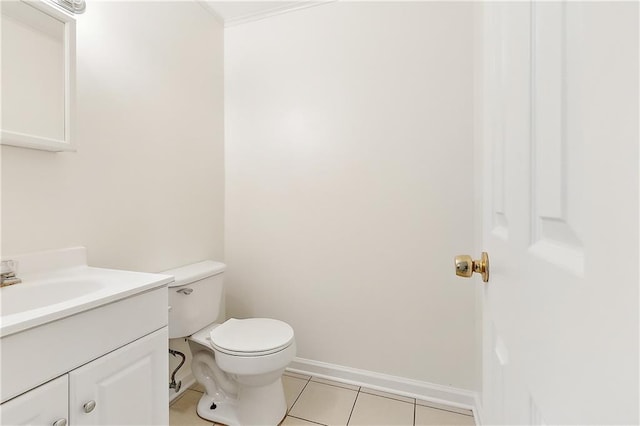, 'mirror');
1,0,76,152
